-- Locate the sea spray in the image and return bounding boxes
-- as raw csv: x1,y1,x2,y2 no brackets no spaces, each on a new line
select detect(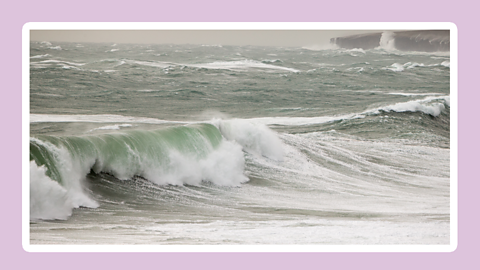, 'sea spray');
30,137,98,210
378,31,396,51
29,122,287,220
29,41,451,244
372,96,449,117
30,161,73,220
214,119,285,161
